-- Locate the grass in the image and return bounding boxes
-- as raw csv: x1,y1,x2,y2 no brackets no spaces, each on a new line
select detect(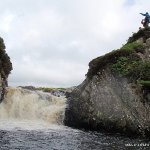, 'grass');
111,57,141,76
138,80,150,87
128,61,150,81
87,36,150,88
121,42,145,53
112,59,150,81
128,27,150,43
87,42,144,78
